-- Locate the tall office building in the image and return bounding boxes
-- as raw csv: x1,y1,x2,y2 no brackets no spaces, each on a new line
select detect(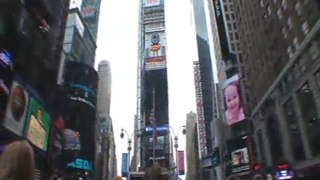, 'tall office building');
185,112,198,180
230,0,320,179
54,0,102,178
96,60,113,180
137,0,170,171
191,0,216,178
97,60,112,115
